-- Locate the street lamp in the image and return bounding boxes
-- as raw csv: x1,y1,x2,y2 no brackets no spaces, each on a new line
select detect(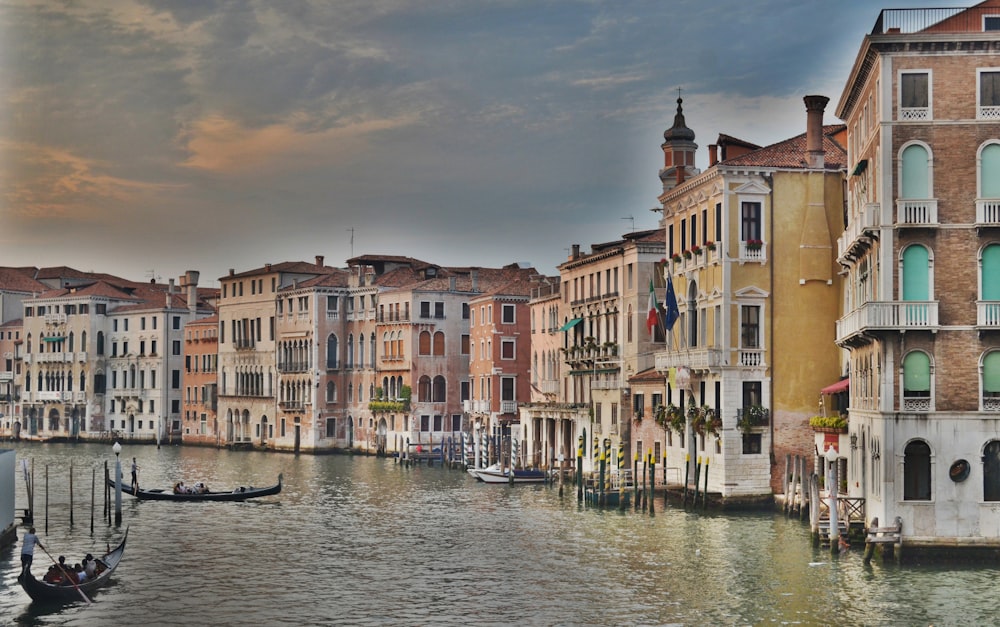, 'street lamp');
826,445,839,554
